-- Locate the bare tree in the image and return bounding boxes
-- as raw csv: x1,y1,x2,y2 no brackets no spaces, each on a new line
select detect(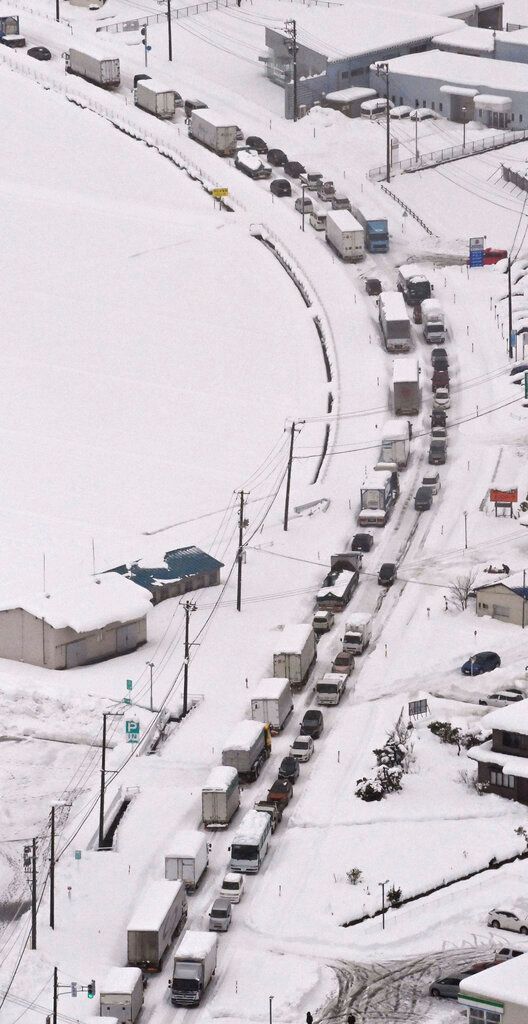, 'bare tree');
448,569,478,611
